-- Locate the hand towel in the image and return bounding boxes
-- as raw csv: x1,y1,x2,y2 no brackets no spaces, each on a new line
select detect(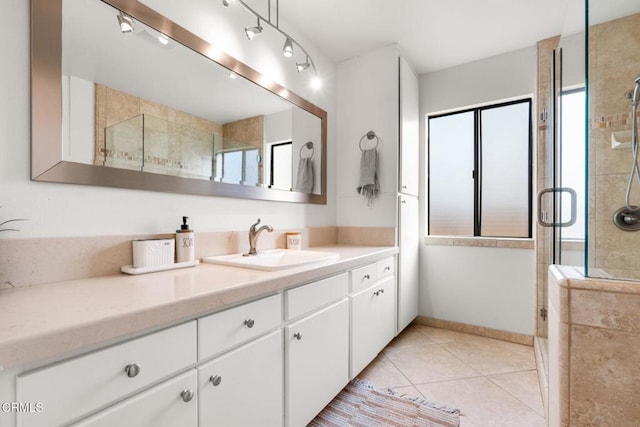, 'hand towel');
356,148,379,206
294,157,314,193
